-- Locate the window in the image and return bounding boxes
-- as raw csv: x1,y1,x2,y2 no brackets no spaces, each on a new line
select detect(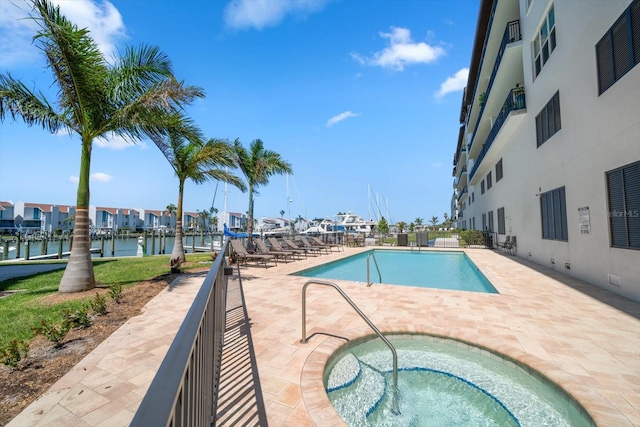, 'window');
472,192,475,203
596,0,640,94
496,159,503,182
481,180,485,194
606,161,640,249
487,172,493,190
533,5,556,77
498,207,506,235
536,91,561,147
472,217,476,230
482,213,487,231
488,211,494,232
540,186,568,241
